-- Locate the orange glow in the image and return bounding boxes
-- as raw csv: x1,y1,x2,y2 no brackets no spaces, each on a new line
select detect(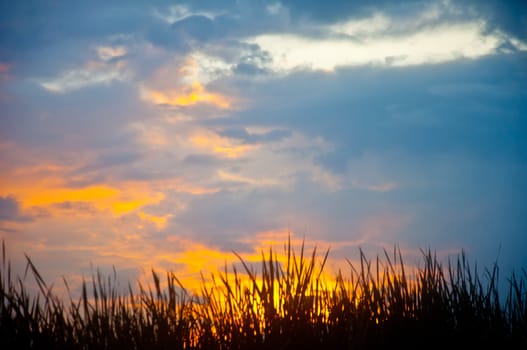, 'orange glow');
138,212,171,230
24,186,118,207
191,133,255,158
111,199,150,215
153,231,342,295
0,155,217,226
1,169,165,217
213,145,253,158
143,81,231,109
150,178,219,195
